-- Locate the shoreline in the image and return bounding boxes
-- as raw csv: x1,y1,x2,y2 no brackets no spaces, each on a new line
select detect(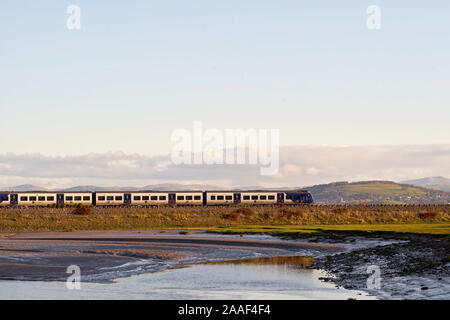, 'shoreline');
310,232,450,299
0,229,448,299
